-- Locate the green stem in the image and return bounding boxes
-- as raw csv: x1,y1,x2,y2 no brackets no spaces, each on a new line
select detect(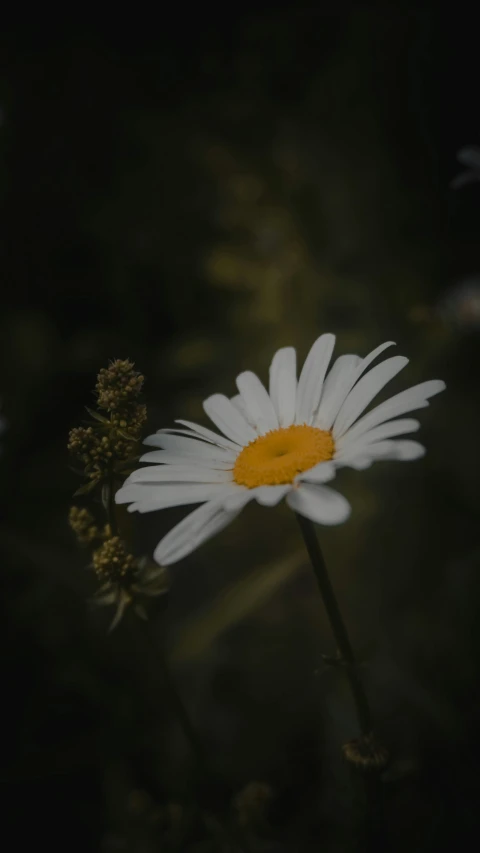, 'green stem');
105,471,119,536
295,513,373,737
